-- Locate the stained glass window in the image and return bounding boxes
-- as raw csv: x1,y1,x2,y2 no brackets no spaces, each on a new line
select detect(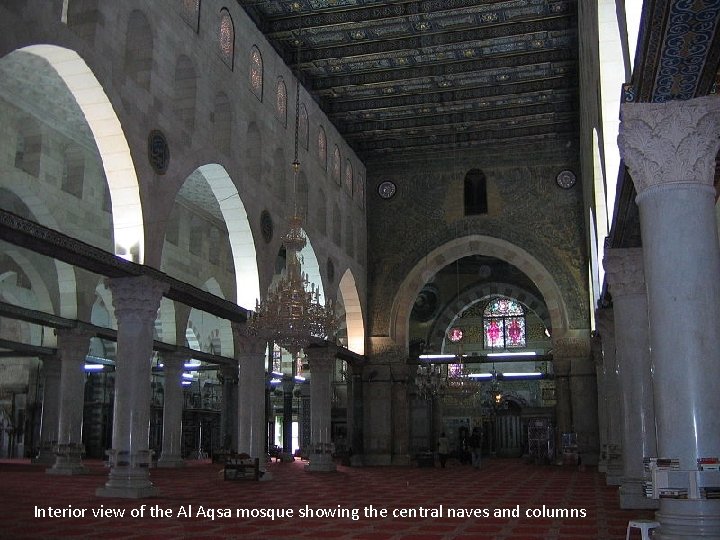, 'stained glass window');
344,159,353,195
219,9,234,68
276,78,287,126
249,46,263,100
318,126,327,169
332,145,341,185
483,297,525,349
